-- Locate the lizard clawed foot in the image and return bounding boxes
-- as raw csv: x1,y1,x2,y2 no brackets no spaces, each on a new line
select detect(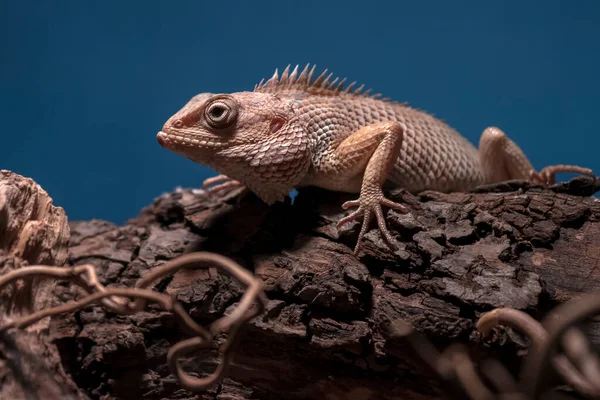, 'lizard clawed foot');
201,174,244,194
336,190,409,255
529,165,596,185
